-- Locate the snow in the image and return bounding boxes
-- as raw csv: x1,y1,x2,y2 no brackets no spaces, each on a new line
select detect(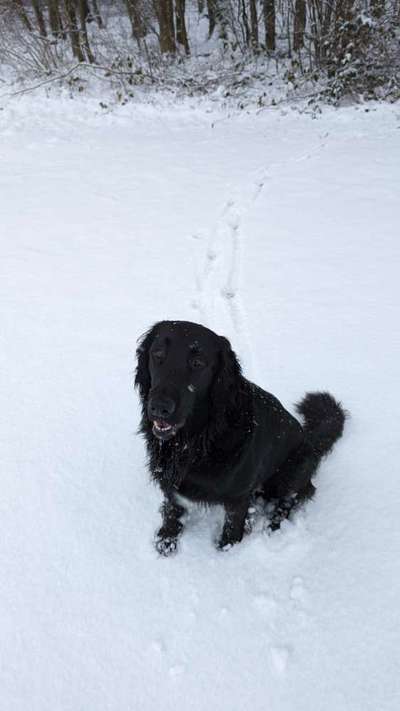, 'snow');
1,96,400,711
